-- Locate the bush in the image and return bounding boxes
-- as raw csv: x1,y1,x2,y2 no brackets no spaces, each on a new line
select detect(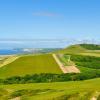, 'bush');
0,72,100,84
70,55,100,69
